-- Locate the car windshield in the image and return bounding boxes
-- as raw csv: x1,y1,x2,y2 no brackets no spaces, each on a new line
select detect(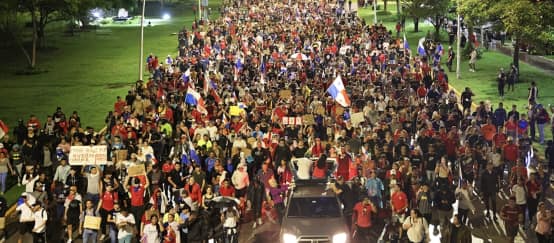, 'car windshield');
287,197,341,217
